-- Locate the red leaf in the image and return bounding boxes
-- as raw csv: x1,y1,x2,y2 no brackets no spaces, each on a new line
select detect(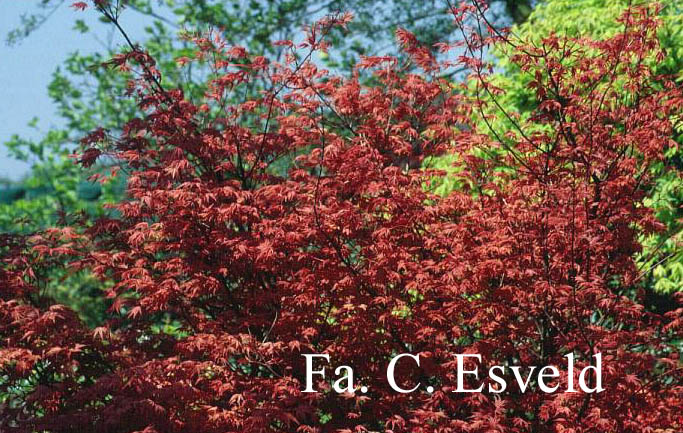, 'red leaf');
71,2,88,10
